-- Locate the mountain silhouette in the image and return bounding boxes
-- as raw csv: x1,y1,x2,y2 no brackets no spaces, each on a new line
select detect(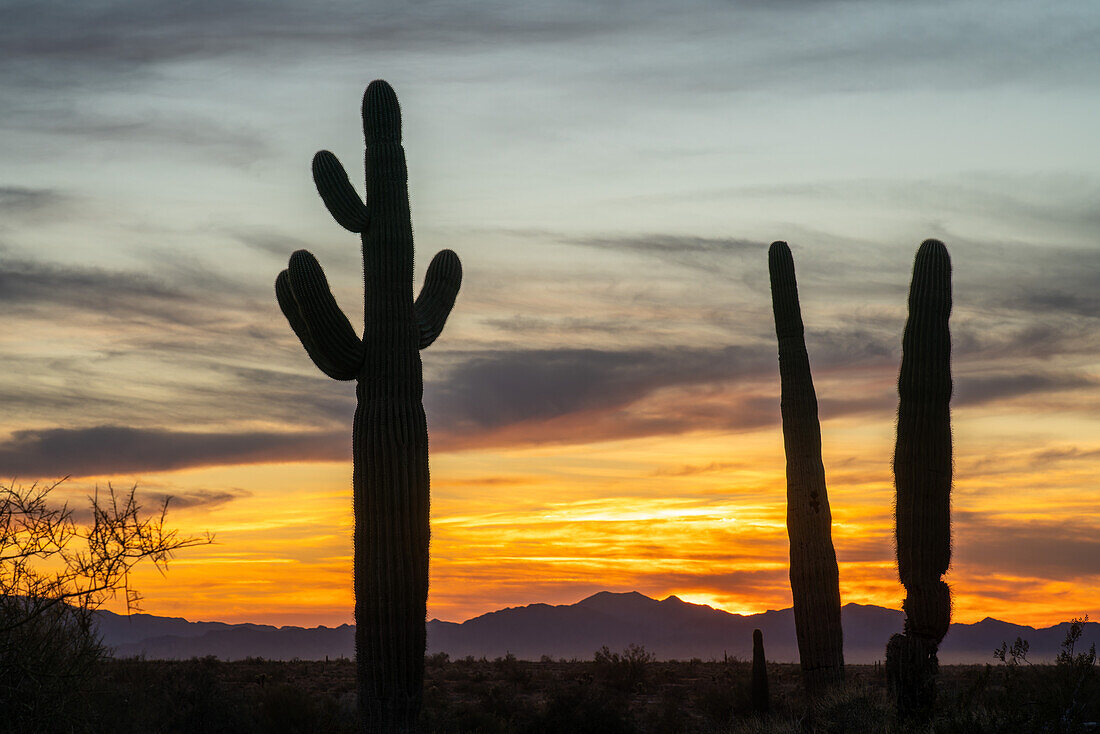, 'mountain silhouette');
97,591,1097,664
